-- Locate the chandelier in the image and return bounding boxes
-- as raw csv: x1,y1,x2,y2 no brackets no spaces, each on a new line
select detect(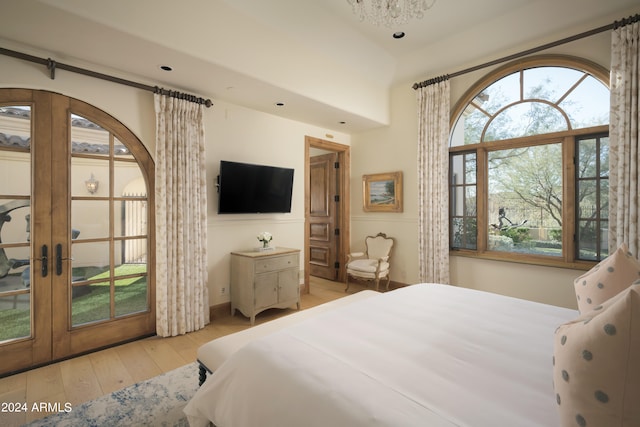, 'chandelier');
347,0,436,28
